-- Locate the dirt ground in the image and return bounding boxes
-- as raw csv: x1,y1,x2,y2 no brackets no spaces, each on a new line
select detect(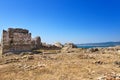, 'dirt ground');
0,49,120,80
